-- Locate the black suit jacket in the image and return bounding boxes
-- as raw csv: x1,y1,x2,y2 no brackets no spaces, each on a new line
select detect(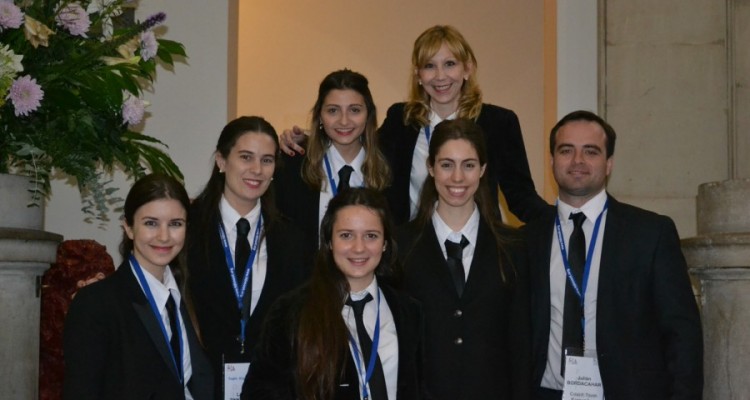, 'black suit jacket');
525,197,703,399
397,218,530,400
273,151,322,249
379,102,547,224
186,201,312,397
63,263,213,400
241,282,425,400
